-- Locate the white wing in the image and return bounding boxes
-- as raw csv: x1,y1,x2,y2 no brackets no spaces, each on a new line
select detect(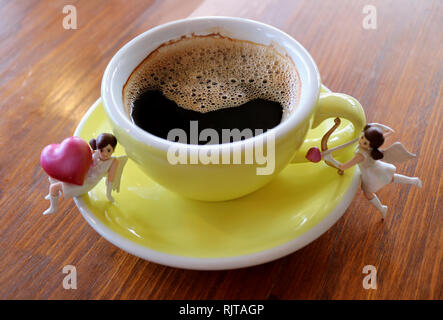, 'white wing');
382,142,415,164
112,156,128,192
